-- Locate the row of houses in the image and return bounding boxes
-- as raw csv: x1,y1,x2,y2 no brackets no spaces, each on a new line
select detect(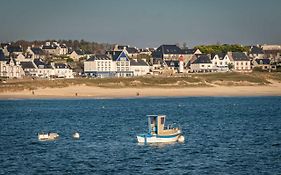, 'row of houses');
0,49,73,78
151,44,280,73
1,42,281,79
